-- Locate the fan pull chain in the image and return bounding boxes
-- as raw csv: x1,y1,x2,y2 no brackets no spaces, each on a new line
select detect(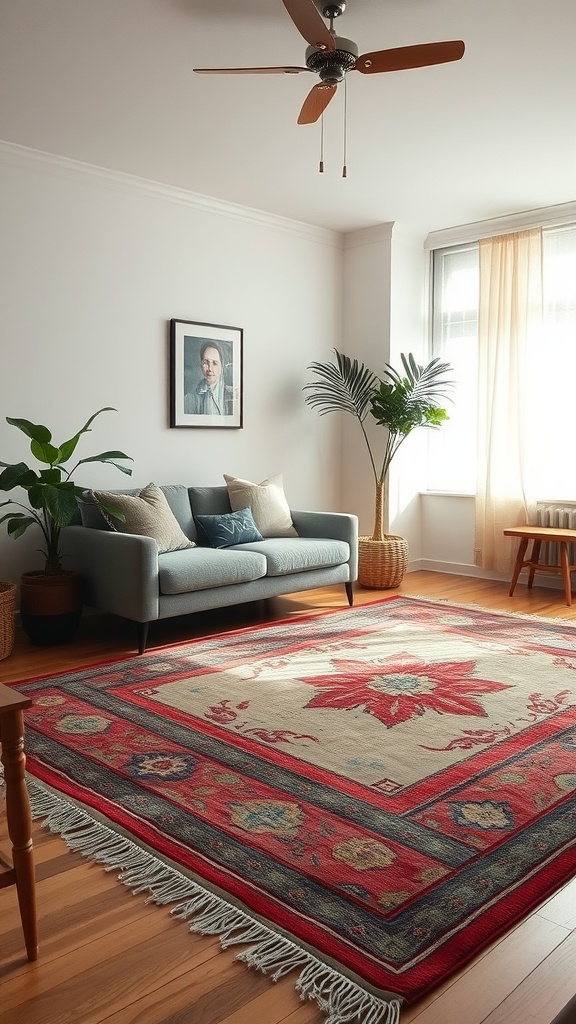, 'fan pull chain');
319,114,324,174
342,77,348,178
